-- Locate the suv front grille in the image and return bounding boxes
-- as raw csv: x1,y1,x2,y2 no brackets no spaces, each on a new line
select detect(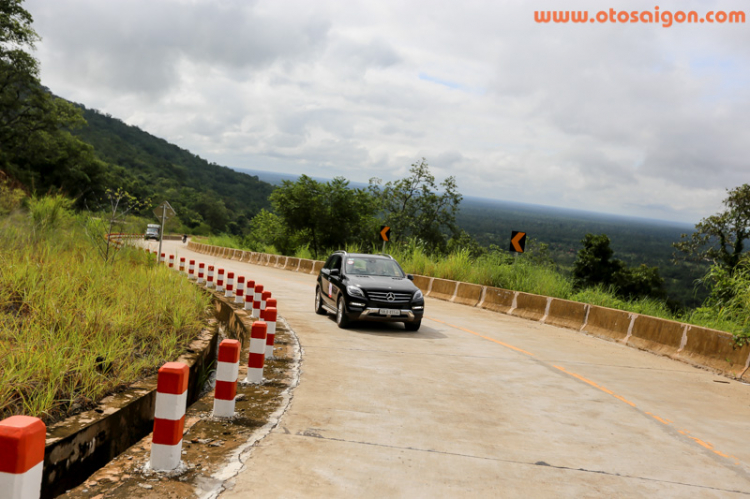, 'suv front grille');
367,291,412,304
